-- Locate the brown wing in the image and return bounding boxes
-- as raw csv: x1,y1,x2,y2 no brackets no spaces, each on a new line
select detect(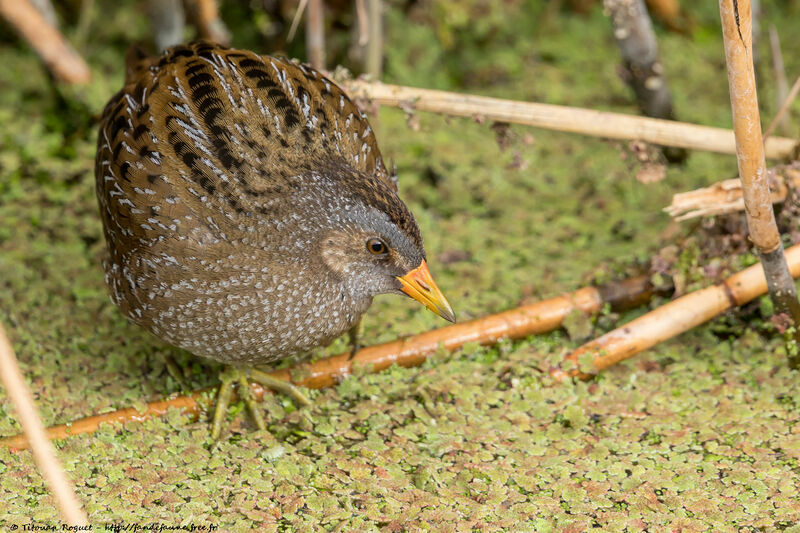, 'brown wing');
95,41,398,316
97,41,397,251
